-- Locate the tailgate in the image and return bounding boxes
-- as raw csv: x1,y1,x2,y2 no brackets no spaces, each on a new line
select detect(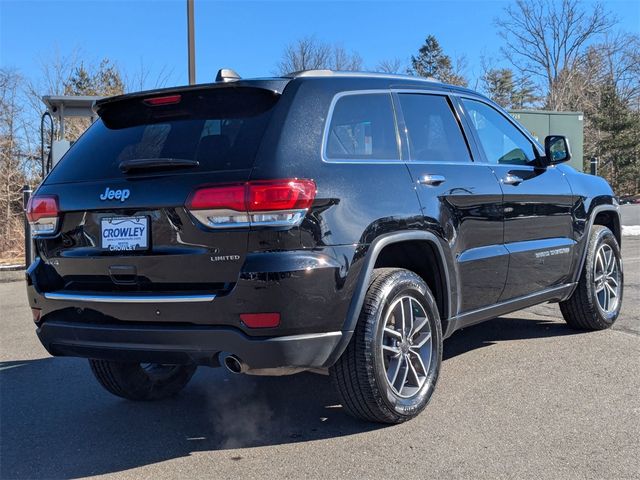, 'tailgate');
34,84,282,294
